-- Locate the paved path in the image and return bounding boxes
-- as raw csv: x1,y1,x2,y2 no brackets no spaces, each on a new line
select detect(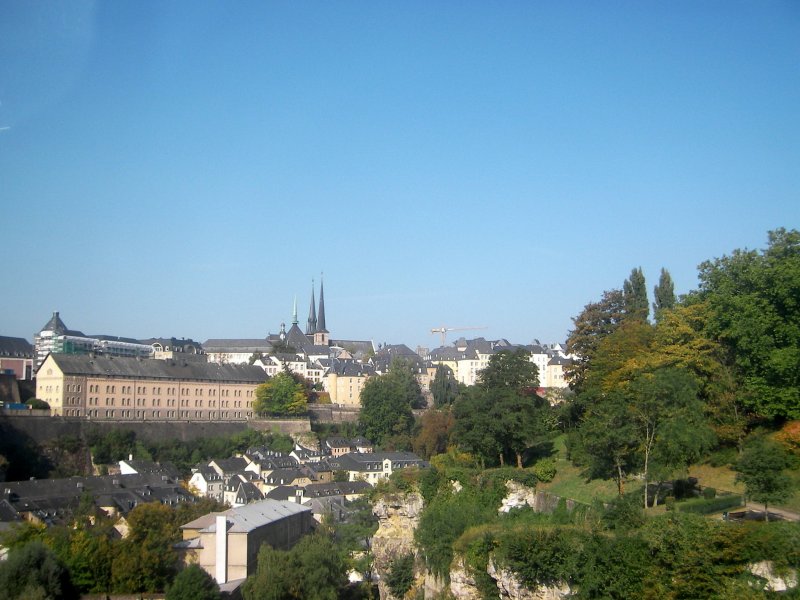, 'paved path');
744,501,800,522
